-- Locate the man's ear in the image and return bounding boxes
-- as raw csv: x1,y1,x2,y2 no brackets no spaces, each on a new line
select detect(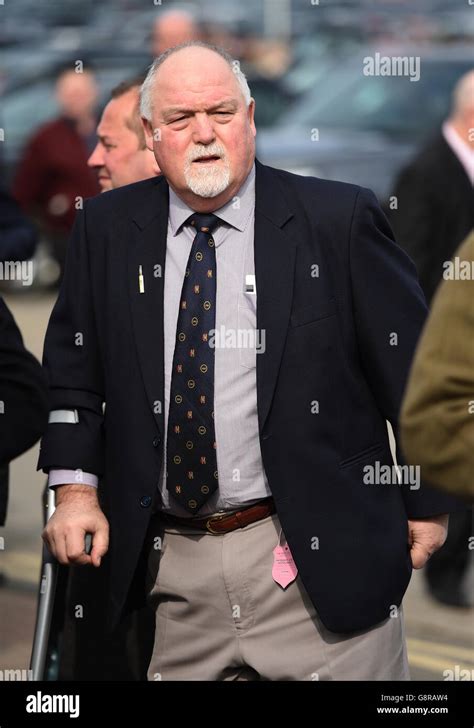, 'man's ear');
248,98,256,138
141,117,155,152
